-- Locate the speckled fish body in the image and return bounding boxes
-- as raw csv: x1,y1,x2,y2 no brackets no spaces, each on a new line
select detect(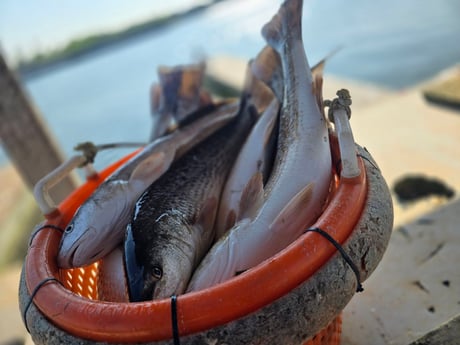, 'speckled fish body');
57,101,239,268
125,99,256,301
187,0,332,292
